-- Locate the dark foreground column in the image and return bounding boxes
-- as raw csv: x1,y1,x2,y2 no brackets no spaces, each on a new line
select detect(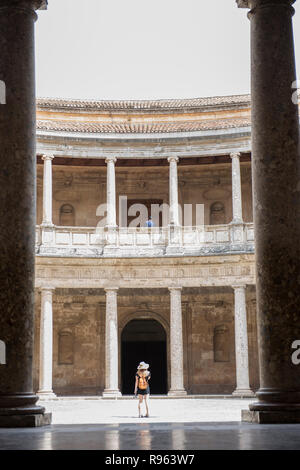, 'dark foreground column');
0,0,51,427
237,0,300,423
